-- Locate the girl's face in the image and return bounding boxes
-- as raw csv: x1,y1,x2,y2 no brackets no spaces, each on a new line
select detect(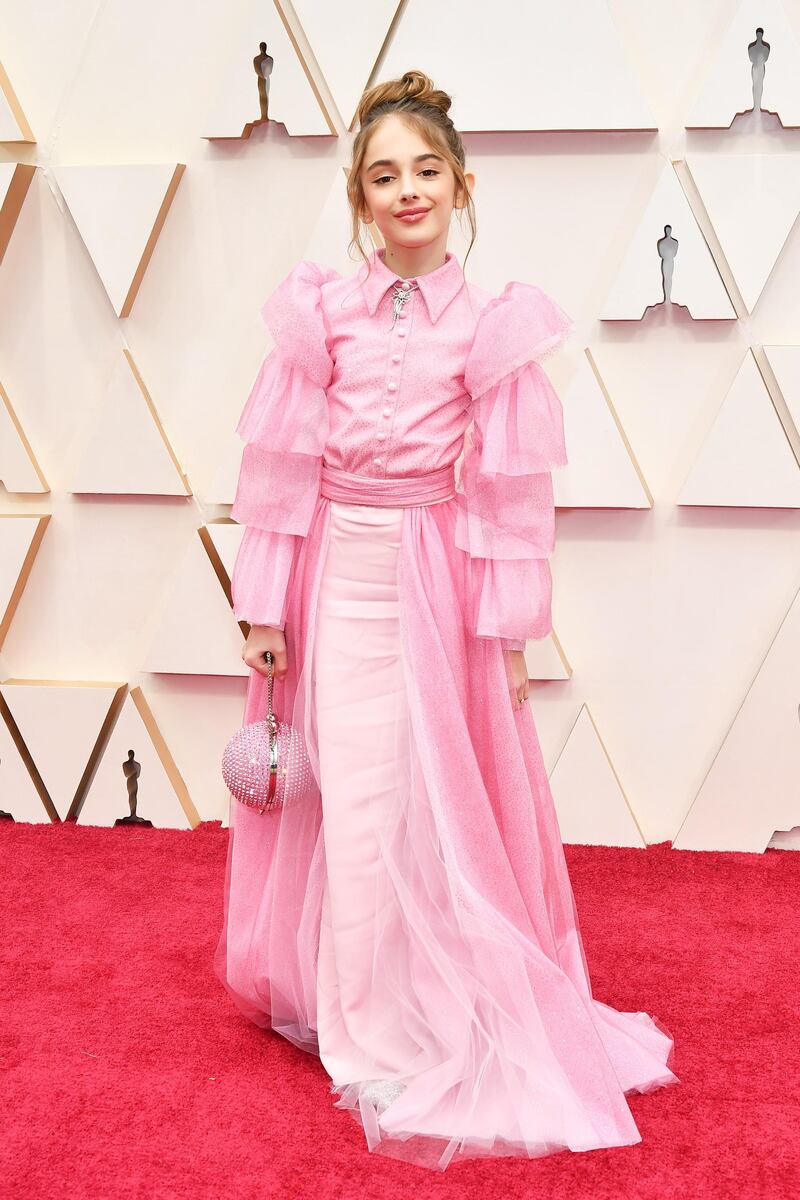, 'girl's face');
359,113,473,257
